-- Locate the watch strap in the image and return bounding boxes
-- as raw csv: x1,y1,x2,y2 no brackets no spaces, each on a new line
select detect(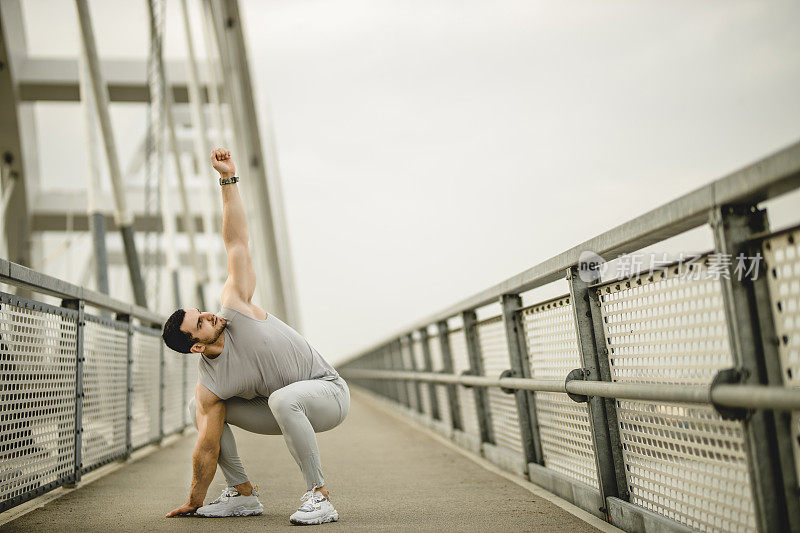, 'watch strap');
219,175,239,186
